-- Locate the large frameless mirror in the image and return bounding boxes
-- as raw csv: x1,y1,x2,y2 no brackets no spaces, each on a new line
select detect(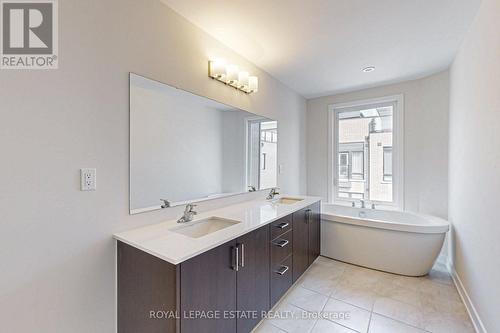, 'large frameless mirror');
129,73,278,214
